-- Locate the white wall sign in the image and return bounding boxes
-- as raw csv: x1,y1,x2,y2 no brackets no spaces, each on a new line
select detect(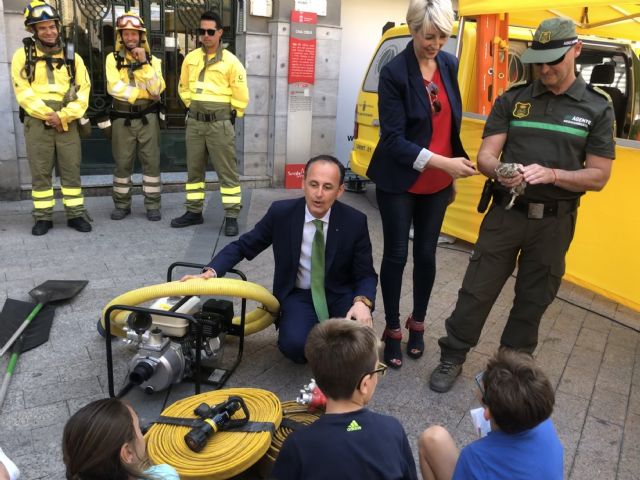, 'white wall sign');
250,0,273,17
294,0,327,16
